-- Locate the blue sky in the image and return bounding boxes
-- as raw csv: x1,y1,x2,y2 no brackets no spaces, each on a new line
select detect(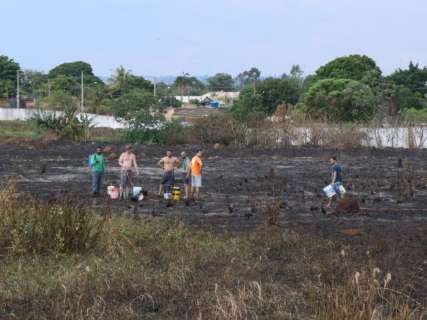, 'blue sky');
1,0,426,78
